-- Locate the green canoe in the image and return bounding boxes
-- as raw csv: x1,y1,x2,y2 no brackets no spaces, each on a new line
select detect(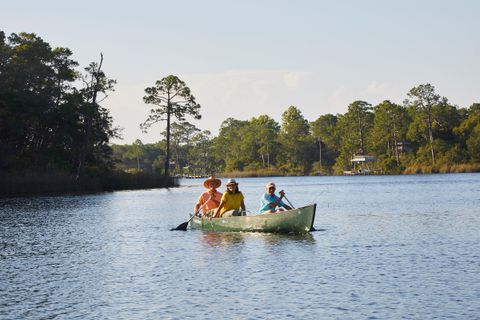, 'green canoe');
190,204,316,234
